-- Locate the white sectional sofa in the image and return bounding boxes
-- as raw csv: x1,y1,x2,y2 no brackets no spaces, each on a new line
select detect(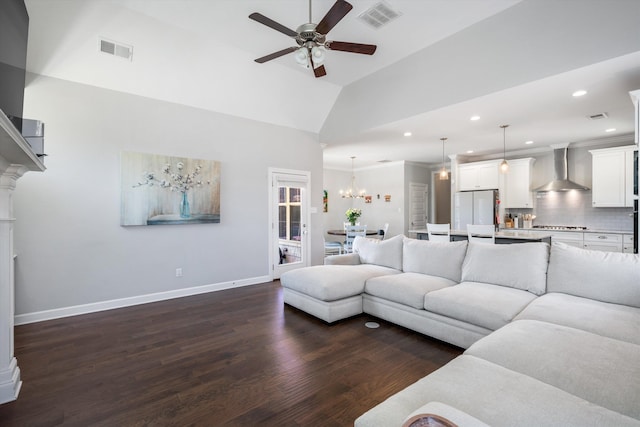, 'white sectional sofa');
280,235,640,426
